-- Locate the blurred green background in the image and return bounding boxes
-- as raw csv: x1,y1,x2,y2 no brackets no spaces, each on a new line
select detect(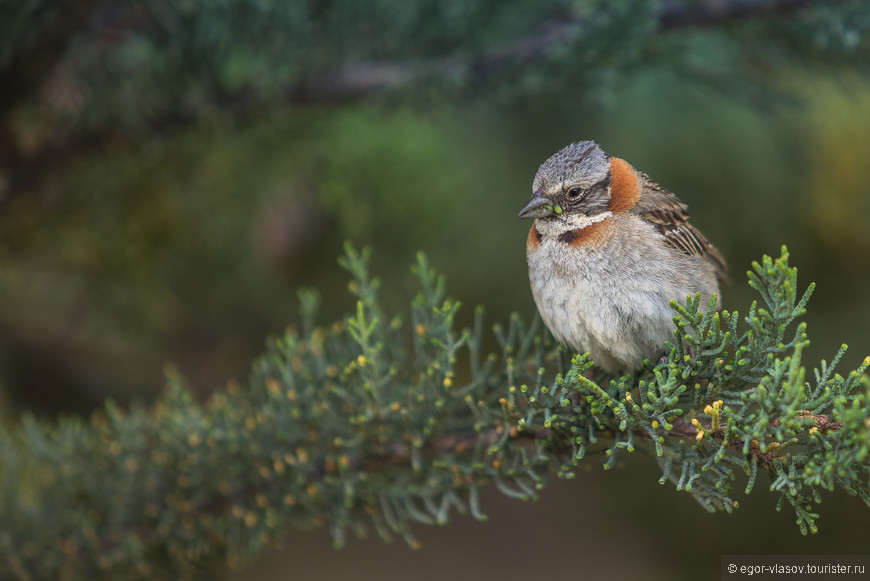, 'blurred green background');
2,1,869,579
